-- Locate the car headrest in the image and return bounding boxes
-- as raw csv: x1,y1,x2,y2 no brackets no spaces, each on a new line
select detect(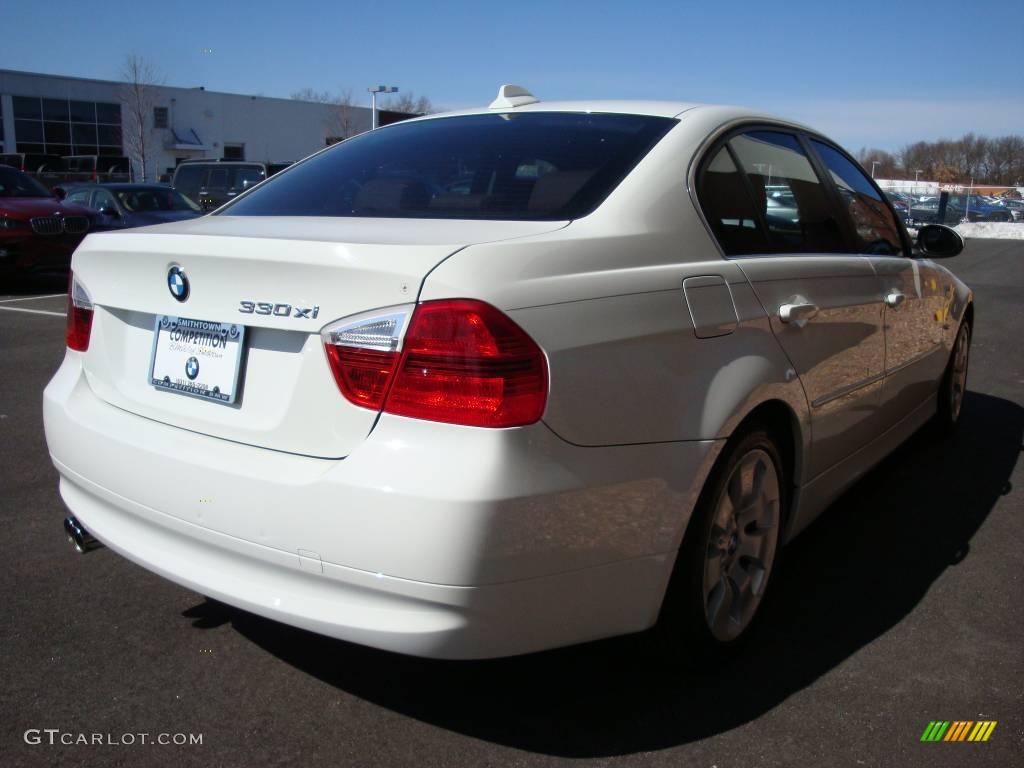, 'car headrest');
353,178,430,213
527,170,595,213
